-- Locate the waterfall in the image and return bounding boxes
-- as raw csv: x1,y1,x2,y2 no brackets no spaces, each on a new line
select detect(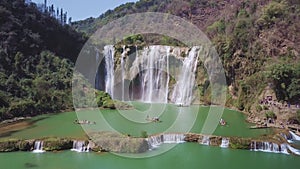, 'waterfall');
121,45,126,101
101,45,200,105
201,136,210,145
131,45,138,100
95,49,100,89
289,131,300,141
147,133,185,149
171,46,200,105
139,46,170,103
71,141,90,152
220,138,230,148
33,141,45,153
166,46,170,102
104,45,115,98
